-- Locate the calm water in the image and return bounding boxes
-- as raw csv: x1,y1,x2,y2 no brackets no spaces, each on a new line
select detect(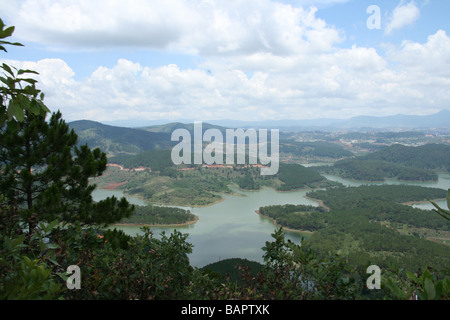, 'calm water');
93,186,317,268
92,172,450,268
